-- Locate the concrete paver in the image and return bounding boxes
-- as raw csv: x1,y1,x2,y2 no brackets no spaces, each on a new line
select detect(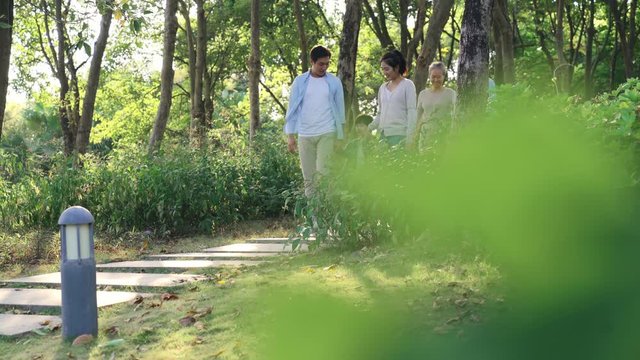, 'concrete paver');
5,272,207,287
0,288,152,308
146,252,278,259
246,237,315,244
203,243,308,253
96,259,262,269
0,314,62,336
